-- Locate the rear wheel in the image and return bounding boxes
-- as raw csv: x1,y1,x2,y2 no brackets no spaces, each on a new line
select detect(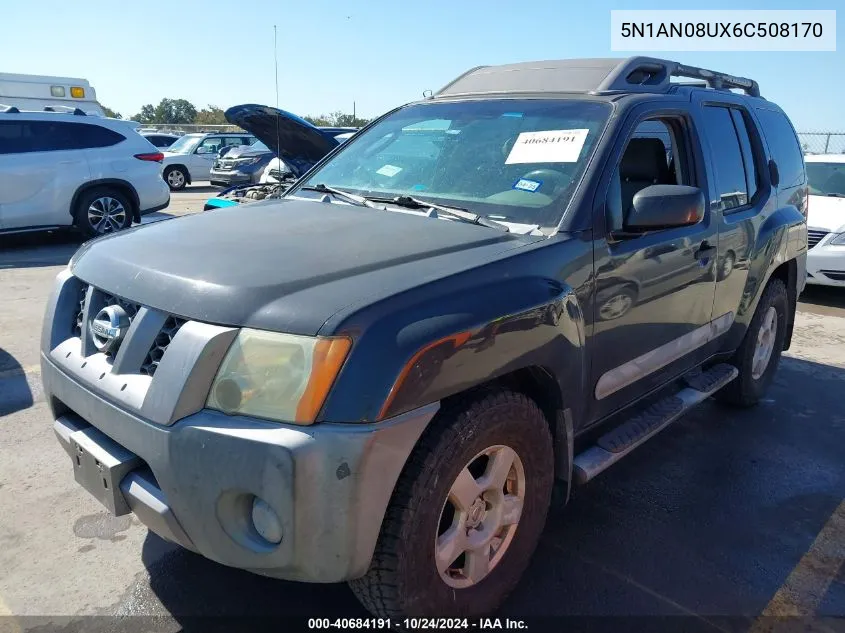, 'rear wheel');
716,277,788,407
73,188,132,238
349,390,554,618
164,166,187,191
